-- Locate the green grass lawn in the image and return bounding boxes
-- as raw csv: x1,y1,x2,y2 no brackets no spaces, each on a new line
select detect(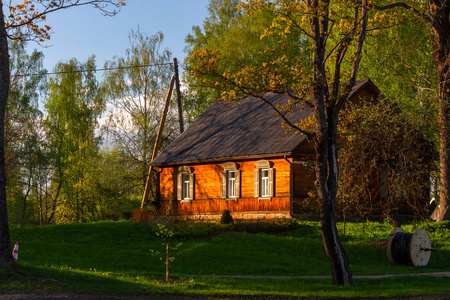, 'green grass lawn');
1,219,450,298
